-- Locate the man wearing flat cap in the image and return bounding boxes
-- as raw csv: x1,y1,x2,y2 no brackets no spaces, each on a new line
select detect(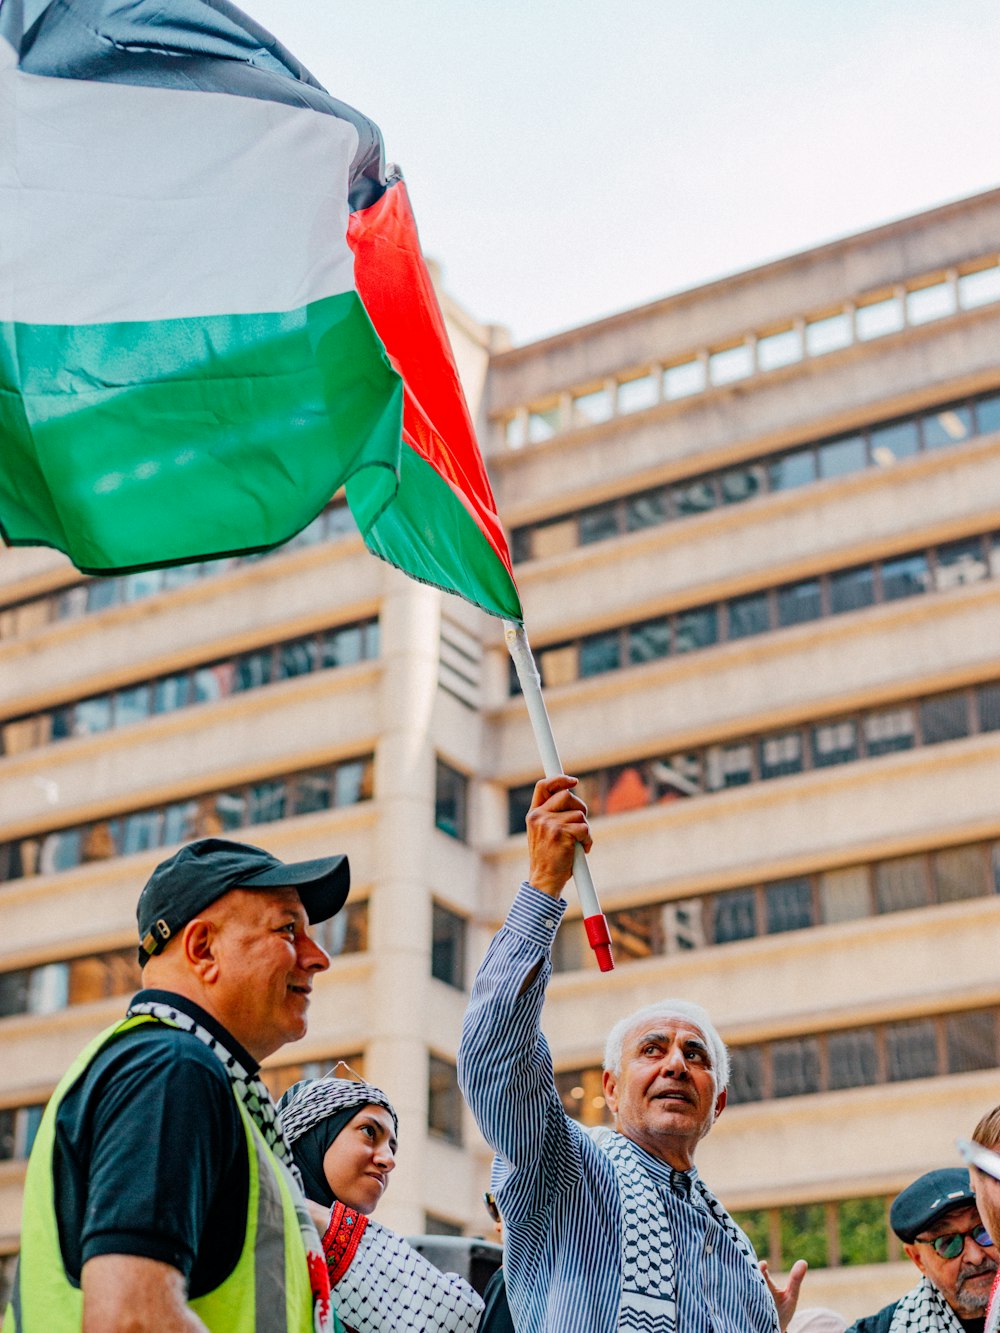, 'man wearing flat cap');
8,837,350,1333
847,1167,997,1333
